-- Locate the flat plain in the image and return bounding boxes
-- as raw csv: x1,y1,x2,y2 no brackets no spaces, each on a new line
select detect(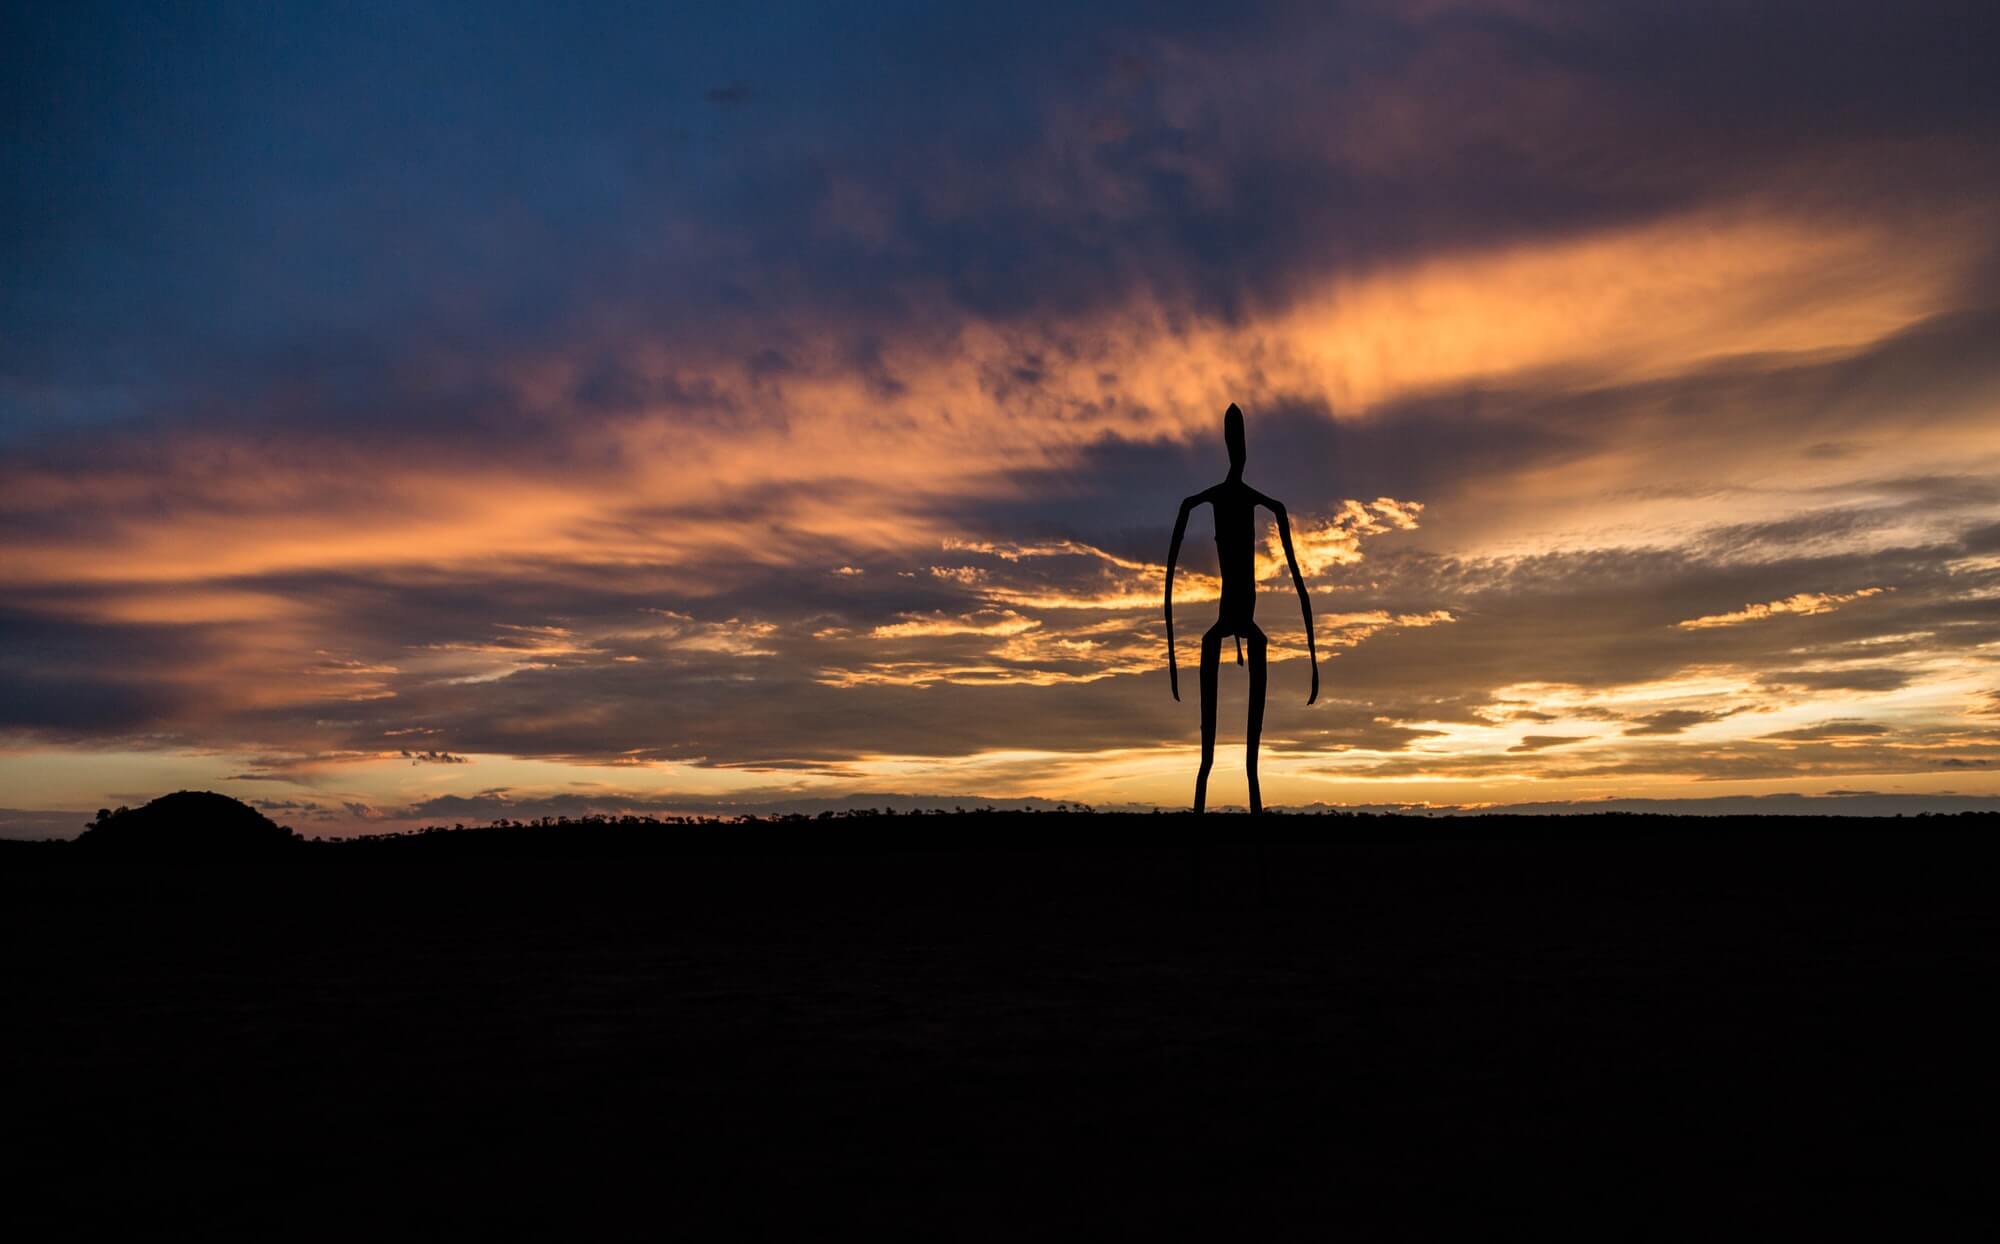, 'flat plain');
7,812,1996,1237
